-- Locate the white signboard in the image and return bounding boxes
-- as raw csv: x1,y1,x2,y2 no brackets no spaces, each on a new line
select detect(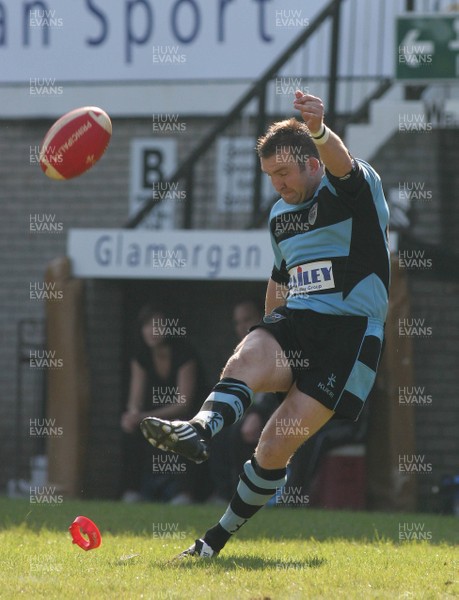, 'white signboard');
1,1,315,82
68,229,273,280
216,137,273,213
129,138,177,229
